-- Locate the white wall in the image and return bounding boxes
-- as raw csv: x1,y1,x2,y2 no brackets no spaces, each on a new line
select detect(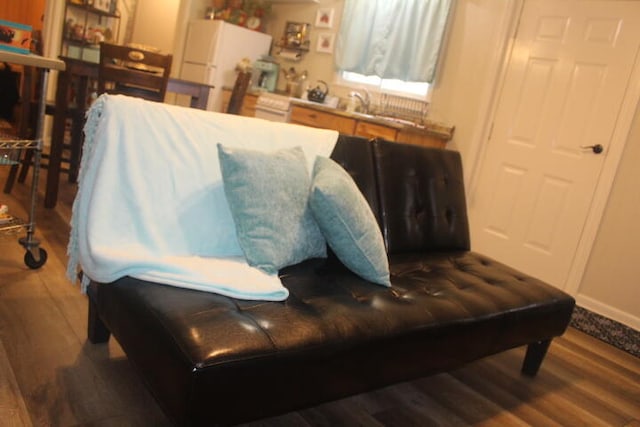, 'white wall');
267,0,344,94
428,1,514,164
130,0,180,53
171,0,210,76
577,105,640,328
